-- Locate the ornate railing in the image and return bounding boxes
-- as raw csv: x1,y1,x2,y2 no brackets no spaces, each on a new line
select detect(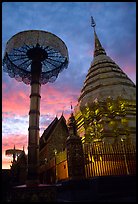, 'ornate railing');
83,141,136,178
